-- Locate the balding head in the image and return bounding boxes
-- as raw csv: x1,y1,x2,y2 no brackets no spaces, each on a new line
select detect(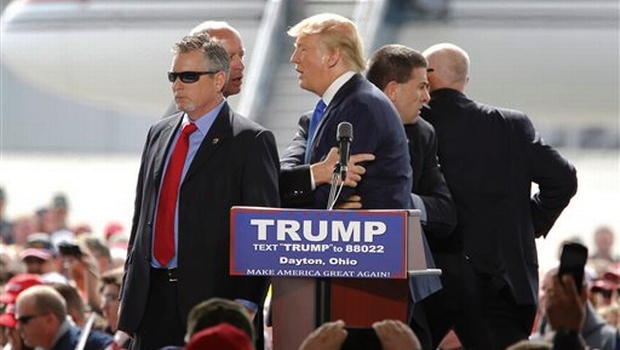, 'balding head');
189,21,238,36
189,21,245,97
15,286,67,349
422,43,470,93
16,285,67,322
